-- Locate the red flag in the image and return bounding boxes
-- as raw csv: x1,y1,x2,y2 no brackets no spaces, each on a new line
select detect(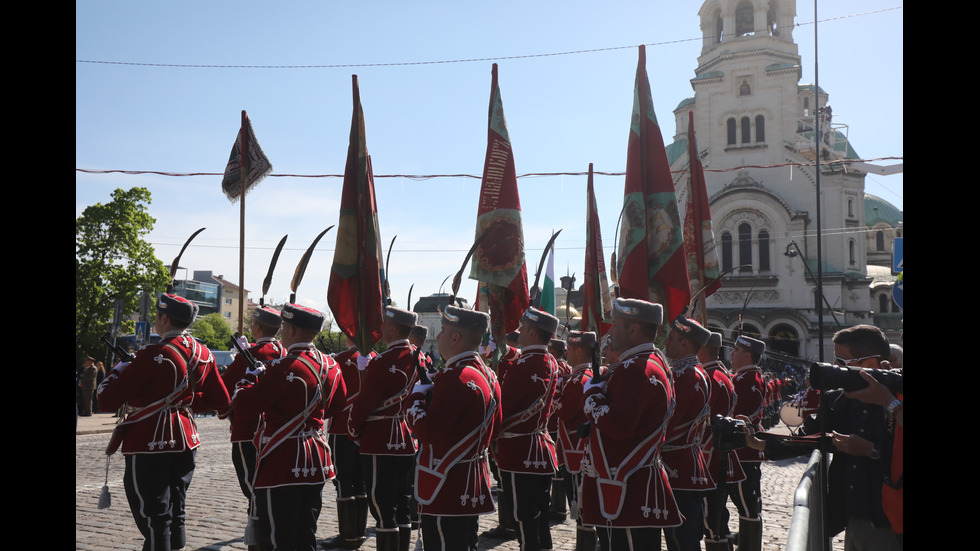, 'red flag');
328,75,386,354
682,111,721,322
221,112,272,202
469,63,529,343
581,164,613,337
615,45,691,321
